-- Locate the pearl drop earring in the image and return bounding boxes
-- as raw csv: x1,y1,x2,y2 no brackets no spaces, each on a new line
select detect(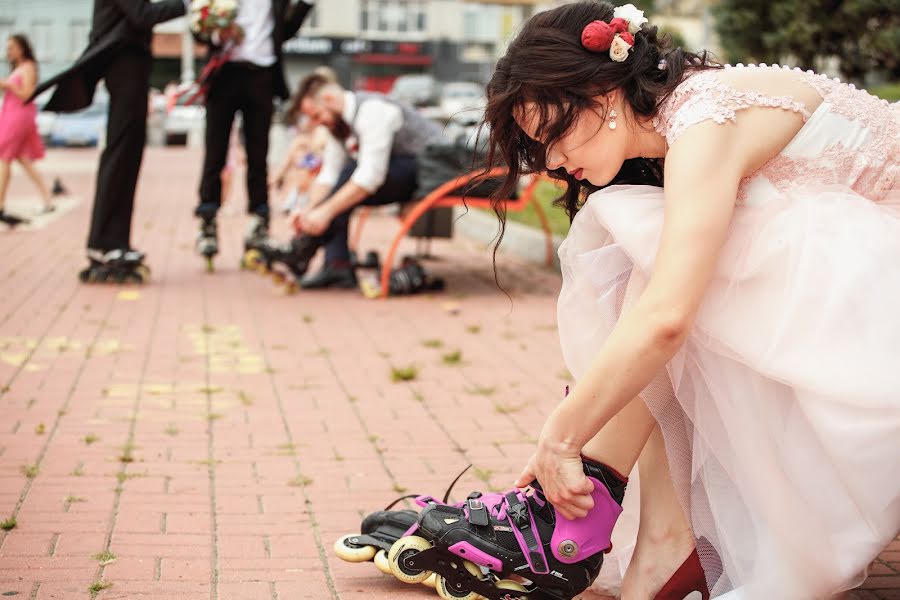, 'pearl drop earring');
608,109,618,130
